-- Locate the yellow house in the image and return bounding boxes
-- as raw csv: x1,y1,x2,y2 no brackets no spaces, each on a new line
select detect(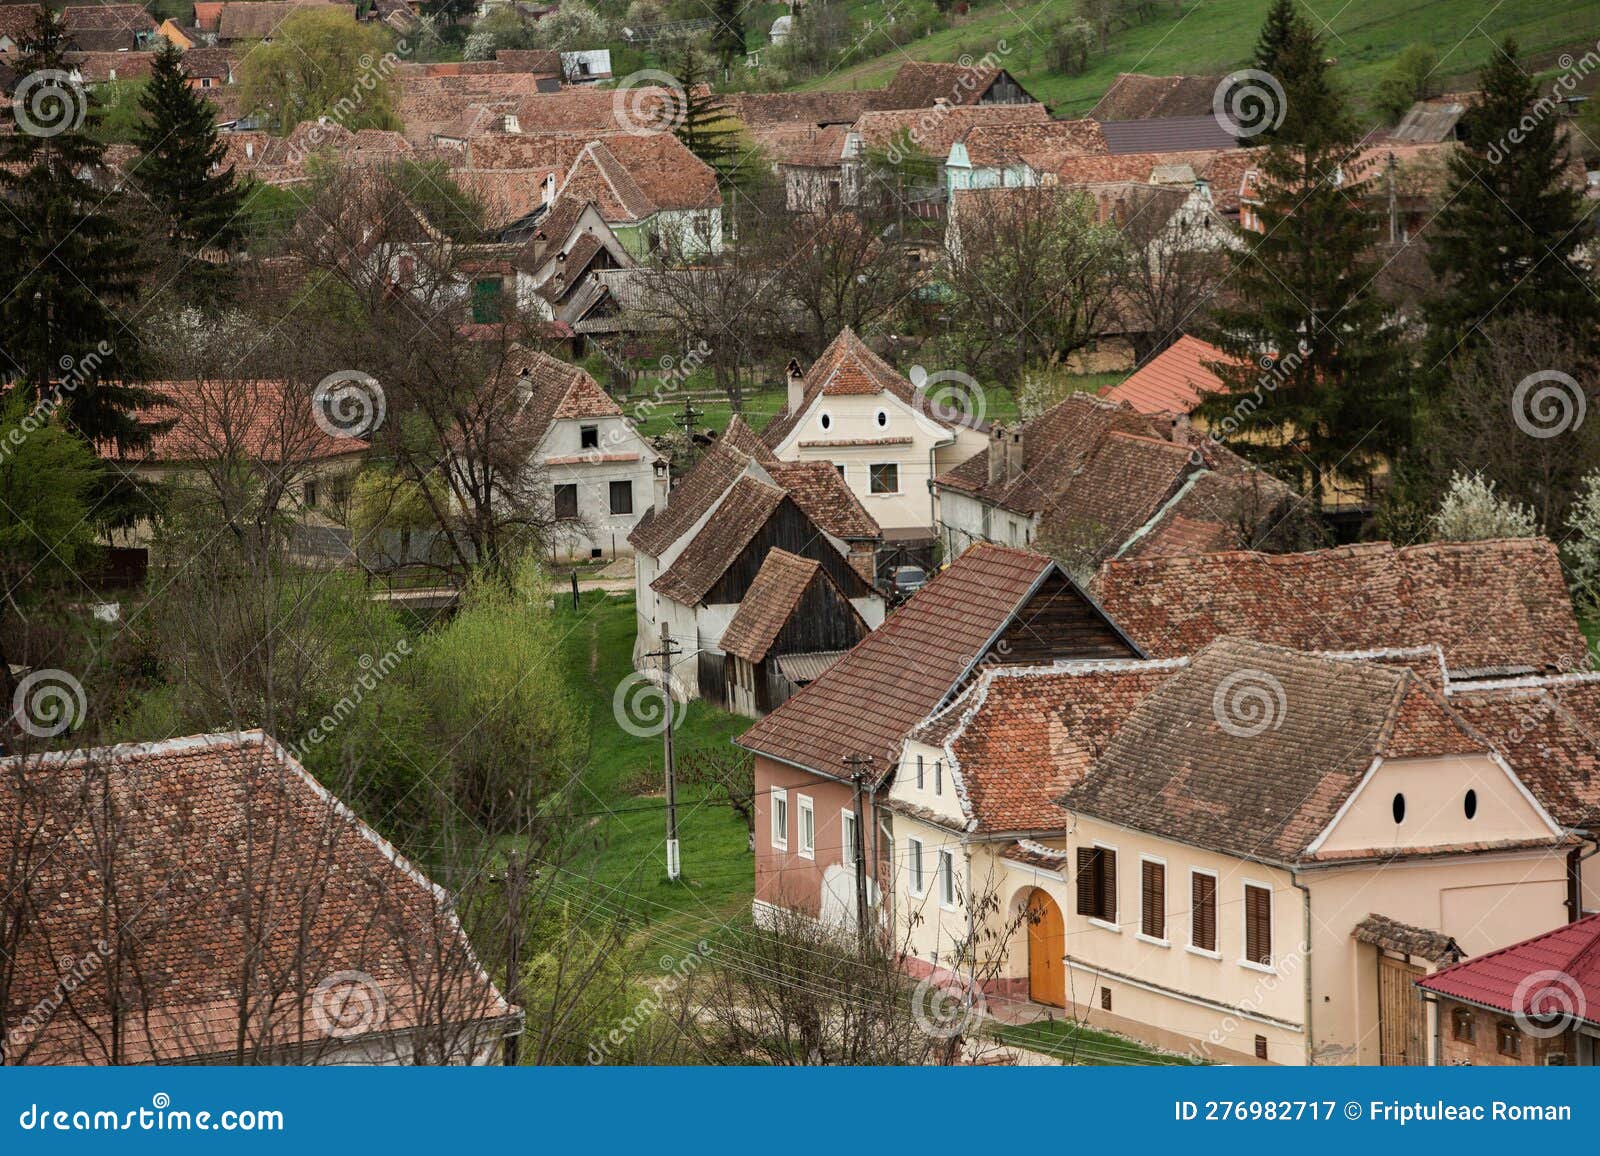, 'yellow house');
155,18,195,49
885,637,1573,1065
